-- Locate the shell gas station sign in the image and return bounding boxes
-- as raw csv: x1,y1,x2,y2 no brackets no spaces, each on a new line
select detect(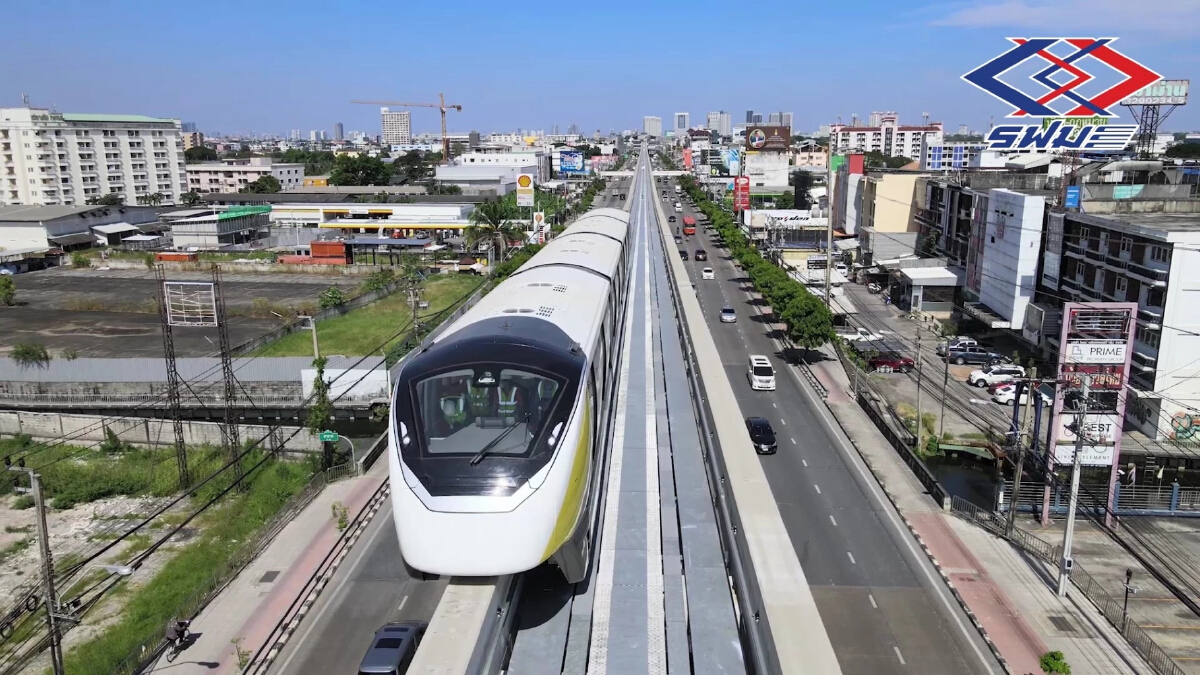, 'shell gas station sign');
517,174,535,207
